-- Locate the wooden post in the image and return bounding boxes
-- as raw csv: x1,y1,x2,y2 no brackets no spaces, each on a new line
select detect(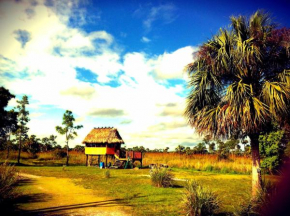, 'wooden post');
87,155,91,167
105,154,108,167
98,155,100,165
86,155,88,166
